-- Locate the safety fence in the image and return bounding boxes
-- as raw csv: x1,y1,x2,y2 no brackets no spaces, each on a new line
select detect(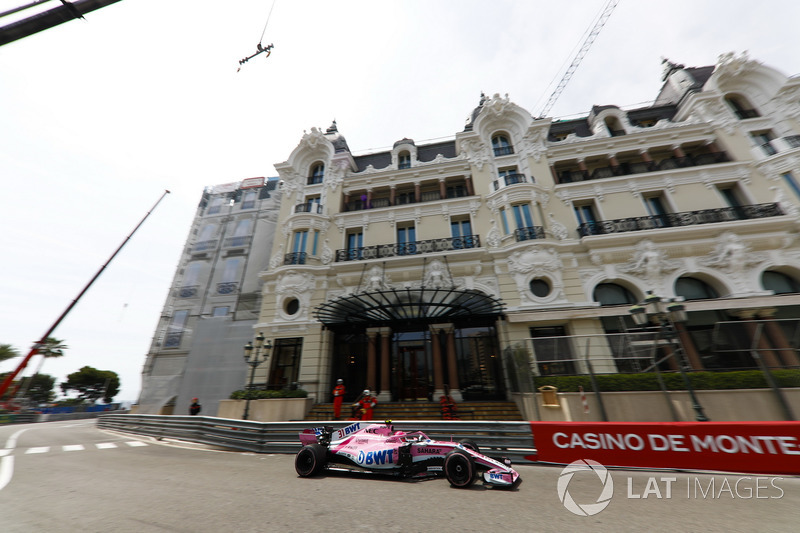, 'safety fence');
97,414,537,464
